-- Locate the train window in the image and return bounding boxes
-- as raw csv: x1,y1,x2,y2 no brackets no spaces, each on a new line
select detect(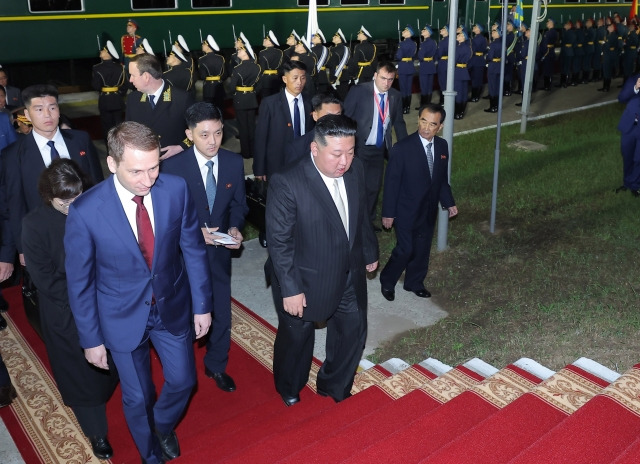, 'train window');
341,0,368,4
565,0,579,3
29,0,83,12
380,0,405,4
193,0,232,6
132,0,177,9
298,0,330,5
